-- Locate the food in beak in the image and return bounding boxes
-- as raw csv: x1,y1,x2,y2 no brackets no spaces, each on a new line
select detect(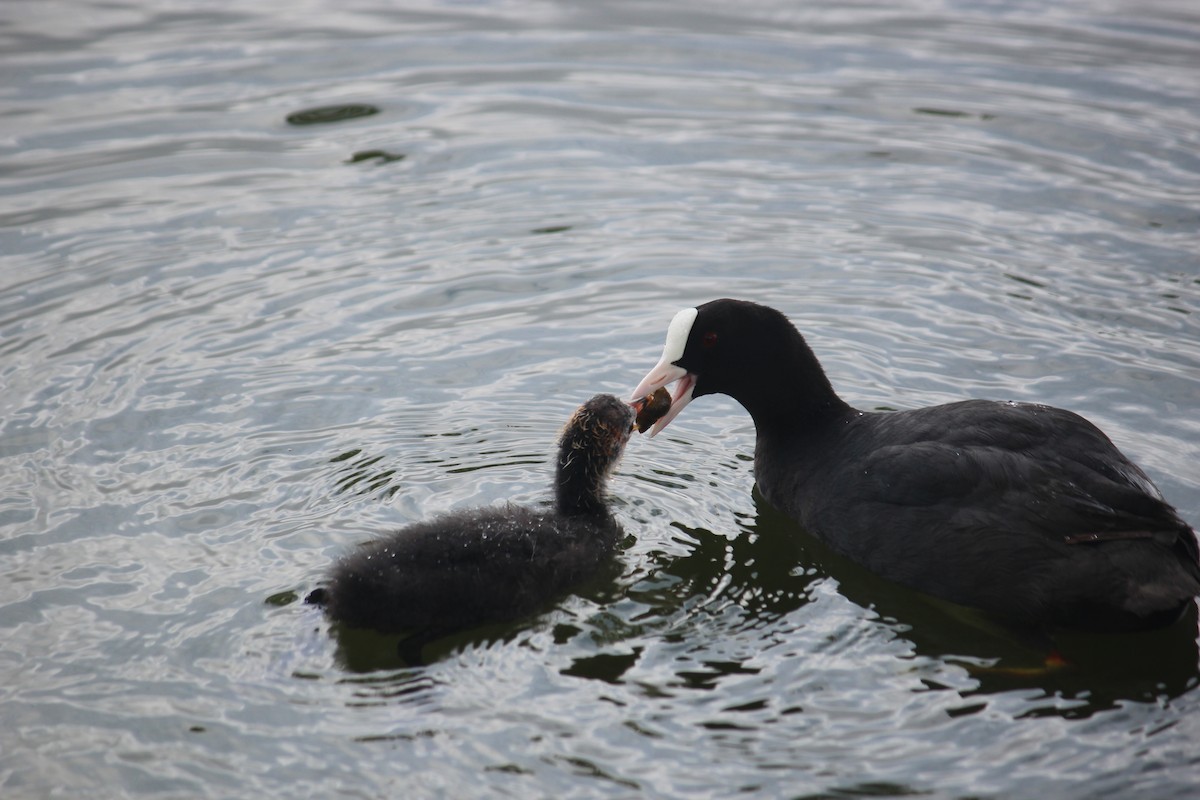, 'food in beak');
631,387,672,433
